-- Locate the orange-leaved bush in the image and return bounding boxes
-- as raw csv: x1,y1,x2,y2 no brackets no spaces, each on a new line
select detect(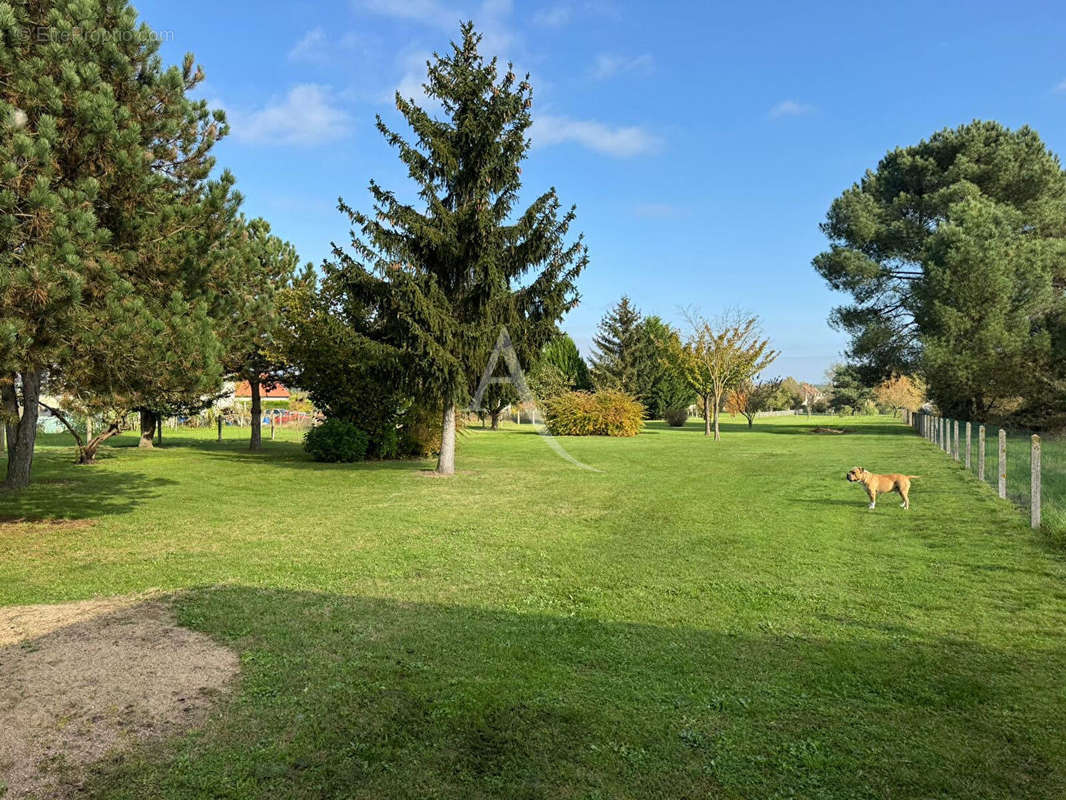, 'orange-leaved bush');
543,390,644,437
